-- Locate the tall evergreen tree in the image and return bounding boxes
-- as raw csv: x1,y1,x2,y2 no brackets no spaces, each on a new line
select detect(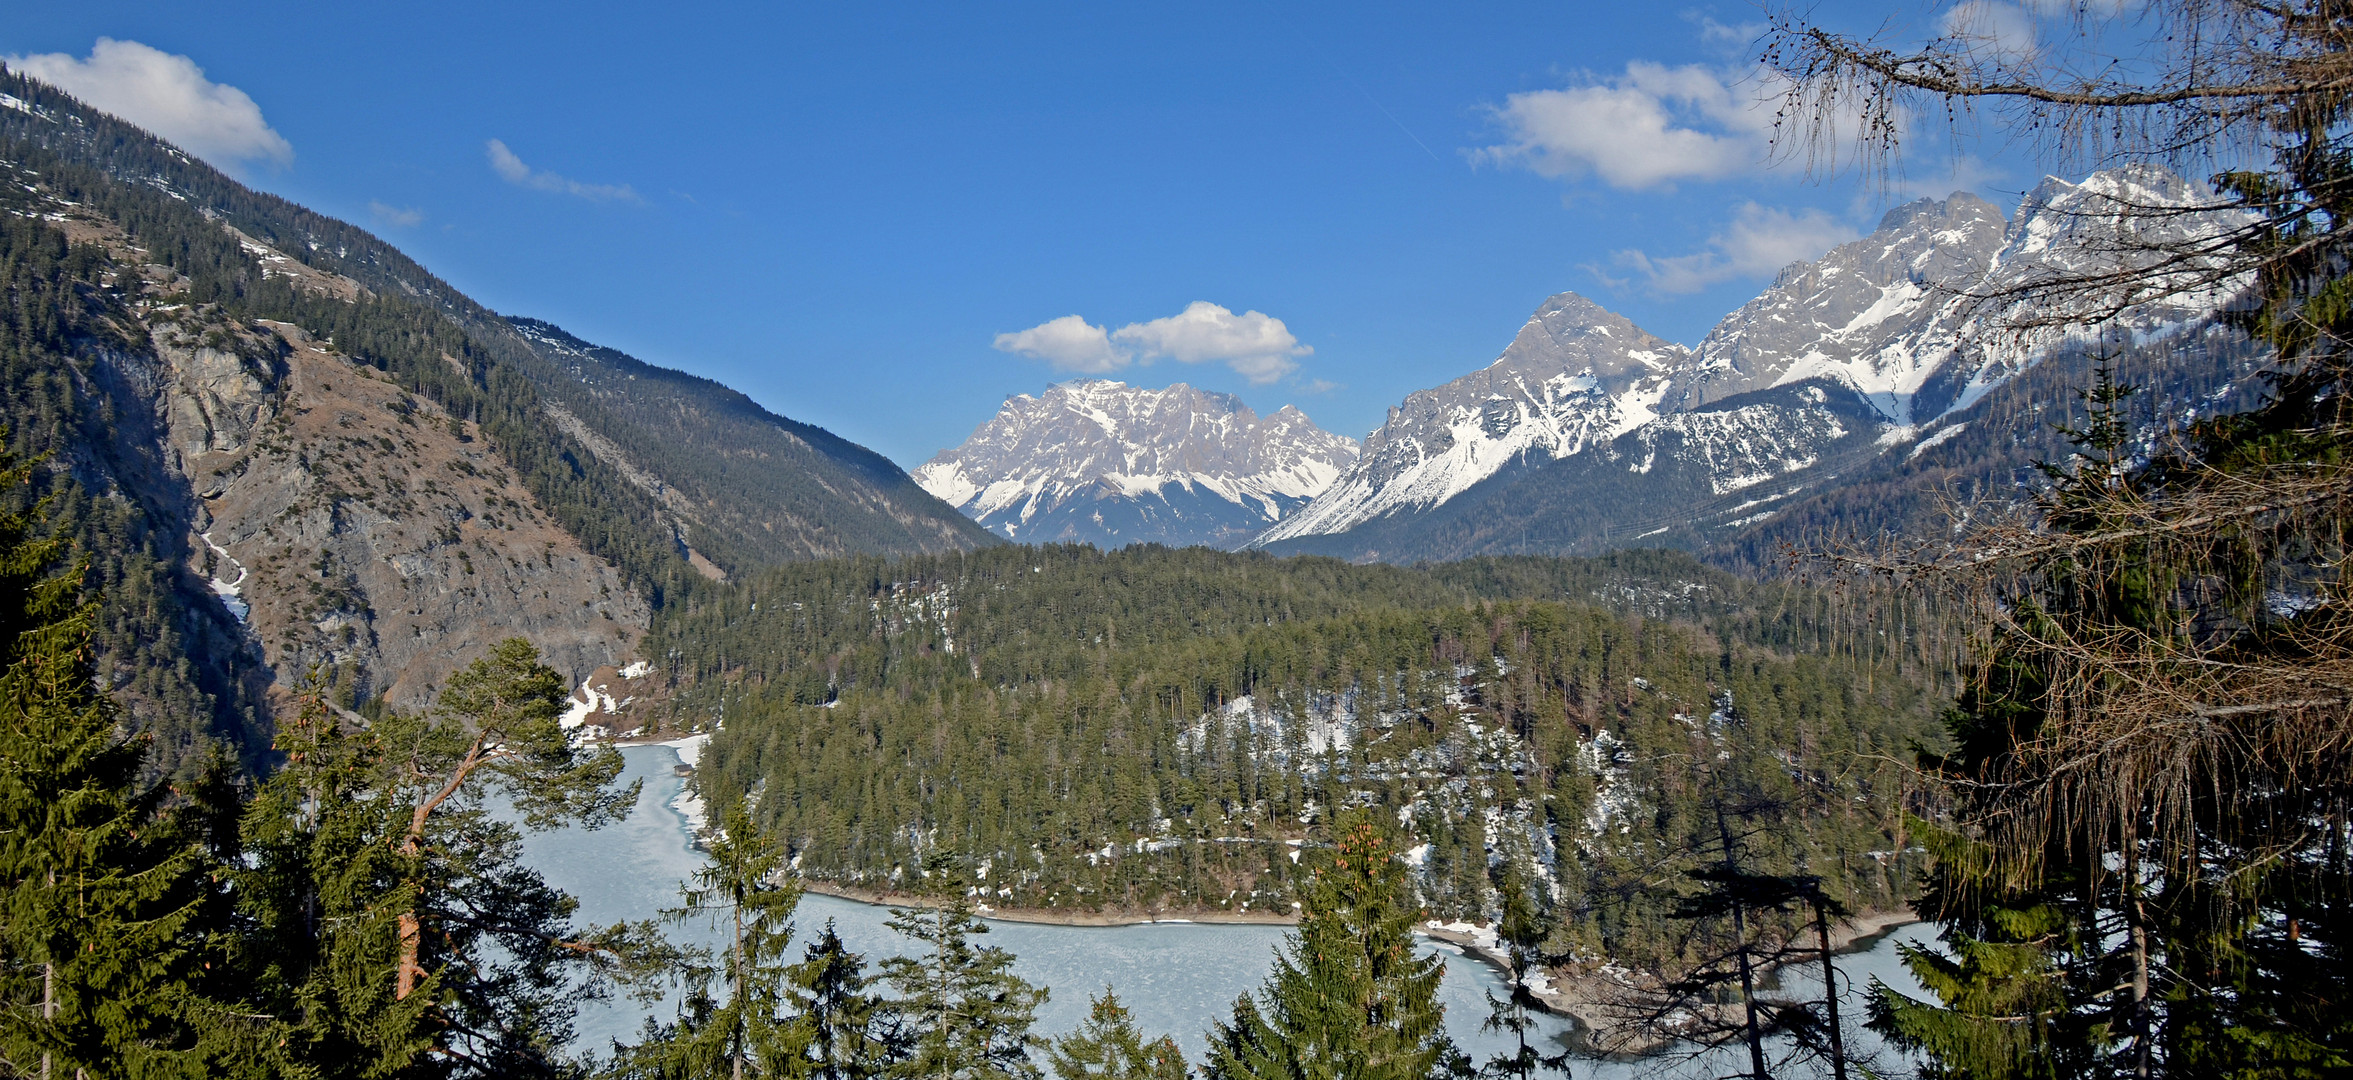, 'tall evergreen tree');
233,679,436,1078
880,853,1047,1080
788,920,895,1080
615,802,810,1080
1769,4,2353,1072
358,637,668,1075
1204,813,1456,1080
0,450,218,1077
1478,858,1568,1080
